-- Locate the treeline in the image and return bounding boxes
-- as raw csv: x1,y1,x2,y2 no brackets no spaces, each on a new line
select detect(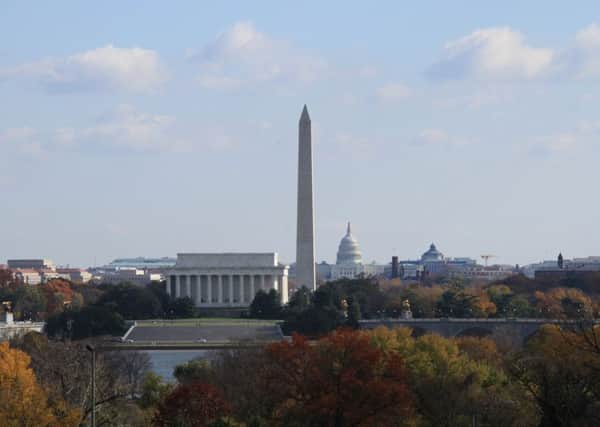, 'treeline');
5,324,600,426
143,324,600,426
0,274,198,339
250,275,600,336
44,282,198,339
